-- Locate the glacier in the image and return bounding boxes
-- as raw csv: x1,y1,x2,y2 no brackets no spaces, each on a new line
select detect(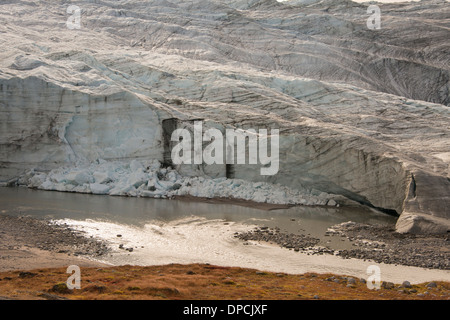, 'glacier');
0,0,449,234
